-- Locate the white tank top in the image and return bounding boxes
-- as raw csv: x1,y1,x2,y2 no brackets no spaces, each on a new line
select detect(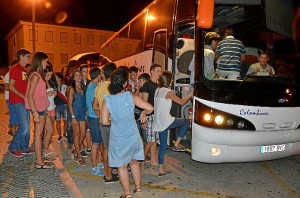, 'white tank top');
152,87,174,132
